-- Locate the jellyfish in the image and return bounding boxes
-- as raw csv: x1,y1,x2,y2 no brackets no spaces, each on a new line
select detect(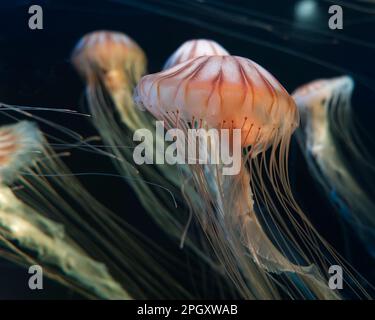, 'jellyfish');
72,30,147,129
71,31,185,227
293,76,375,258
134,55,371,299
163,39,229,70
0,118,196,299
